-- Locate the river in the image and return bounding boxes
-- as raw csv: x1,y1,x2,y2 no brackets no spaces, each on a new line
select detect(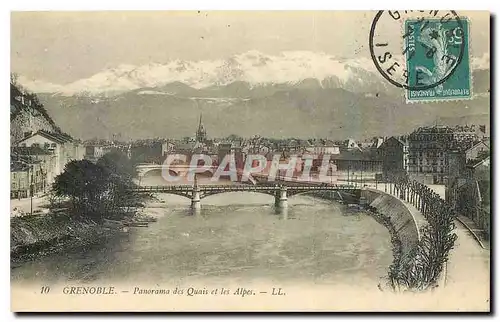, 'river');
11,176,393,289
